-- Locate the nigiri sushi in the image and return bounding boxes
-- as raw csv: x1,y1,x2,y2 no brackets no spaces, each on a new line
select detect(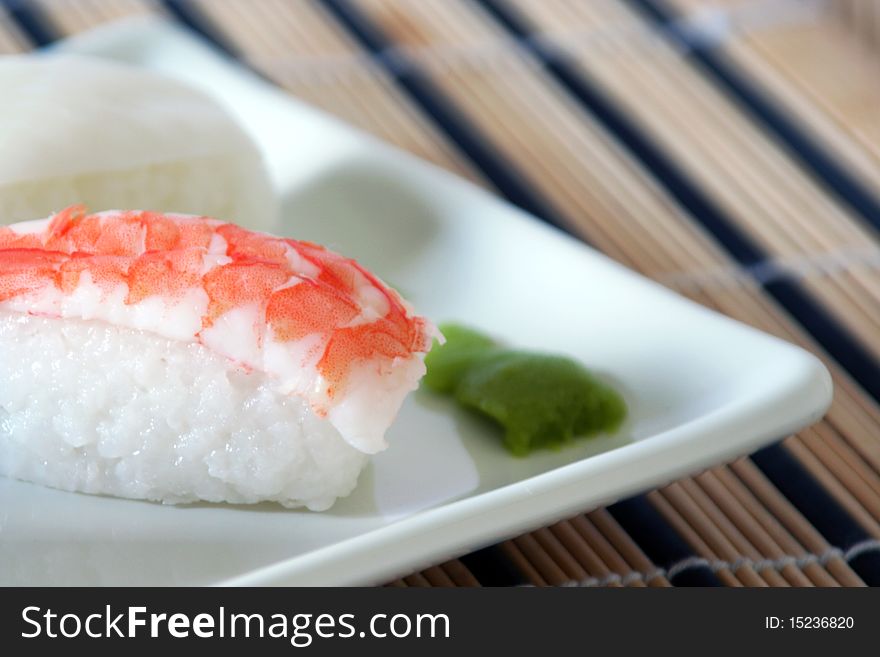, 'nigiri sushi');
0,207,436,510
0,55,277,230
